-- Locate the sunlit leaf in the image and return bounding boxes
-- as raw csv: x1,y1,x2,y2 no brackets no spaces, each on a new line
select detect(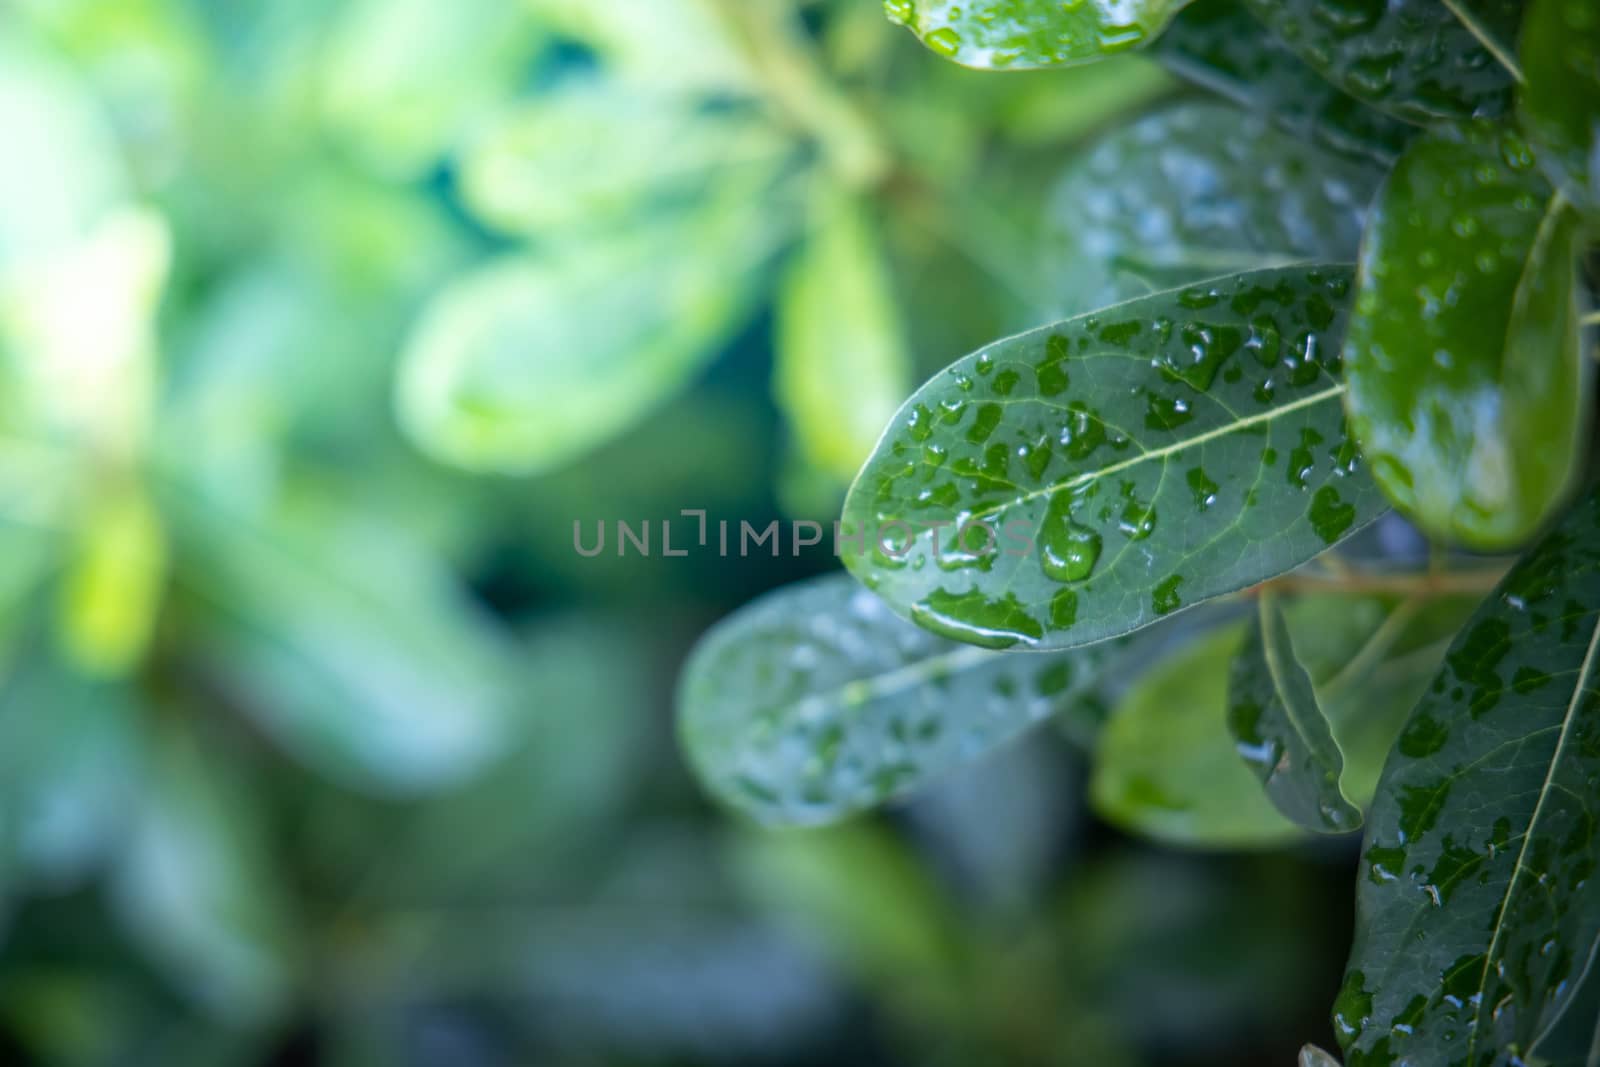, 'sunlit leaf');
1240,0,1522,123
1228,591,1361,832
1336,483,1600,1066
320,0,537,175
457,83,790,239
1153,0,1413,162
775,190,910,484
111,719,297,1025
678,573,1127,826
56,479,167,677
883,0,1193,70
1518,0,1600,208
1343,120,1590,549
1044,103,1382,309
0,21,124,270
841,266,1386,652
170,489,516,795
397,180,788,475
